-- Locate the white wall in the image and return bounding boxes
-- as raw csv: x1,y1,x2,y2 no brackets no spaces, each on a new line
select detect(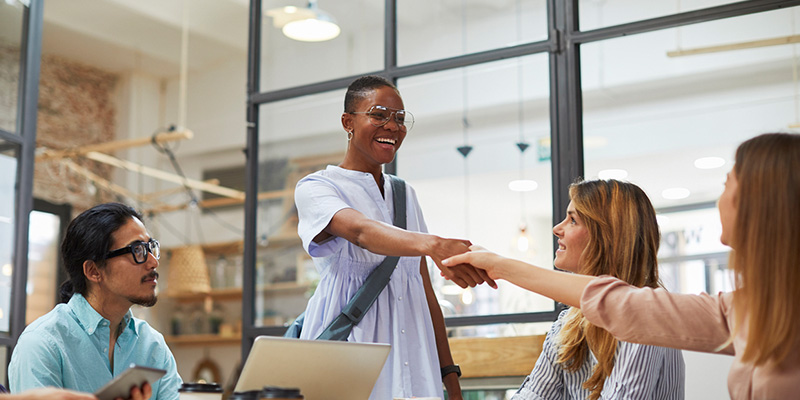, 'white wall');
683,350,734,399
